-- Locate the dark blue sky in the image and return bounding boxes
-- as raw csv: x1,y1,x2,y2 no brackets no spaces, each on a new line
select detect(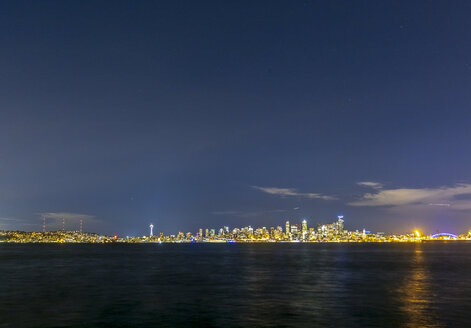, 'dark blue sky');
1,1,471,235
